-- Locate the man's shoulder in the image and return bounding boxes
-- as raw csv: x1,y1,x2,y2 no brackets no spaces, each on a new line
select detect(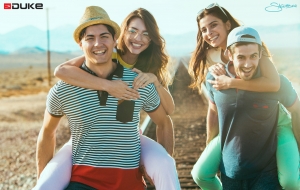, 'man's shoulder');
50,80,64,90
206,72,215,80
121,67,139,83
279,74,291,83
52,80,73,89
205,72,215,90
278,74,295,92
122,67,138,77
49,80,84,95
